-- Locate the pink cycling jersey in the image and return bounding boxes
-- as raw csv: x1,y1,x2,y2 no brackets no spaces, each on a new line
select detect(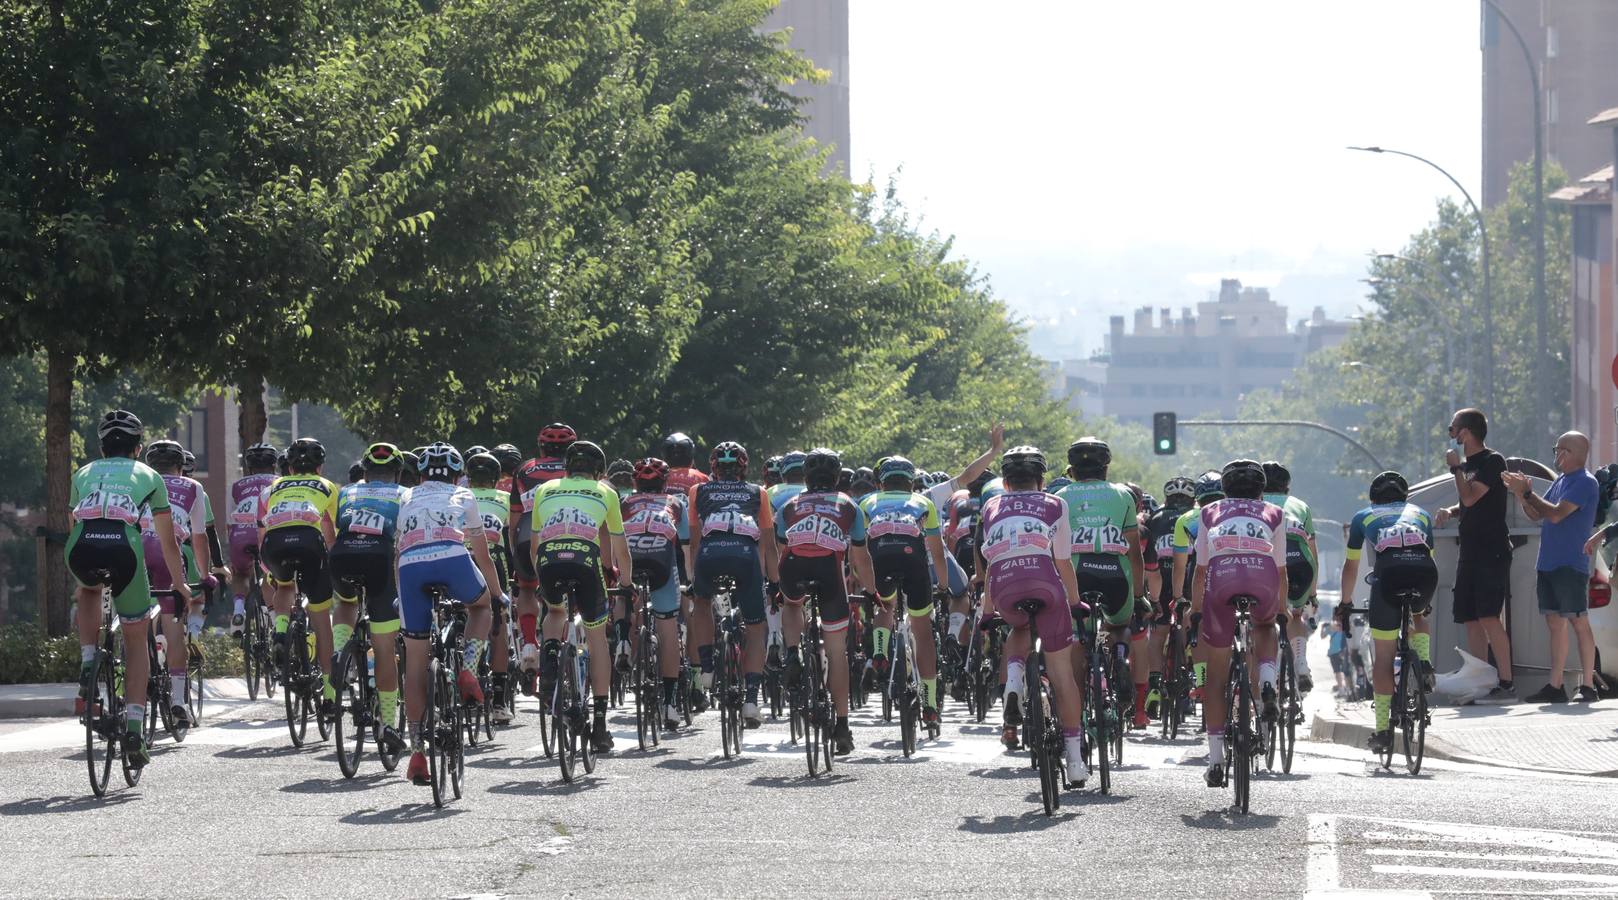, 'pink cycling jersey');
980,489,1074,652
1193,498,1287,649
227,473,276,571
